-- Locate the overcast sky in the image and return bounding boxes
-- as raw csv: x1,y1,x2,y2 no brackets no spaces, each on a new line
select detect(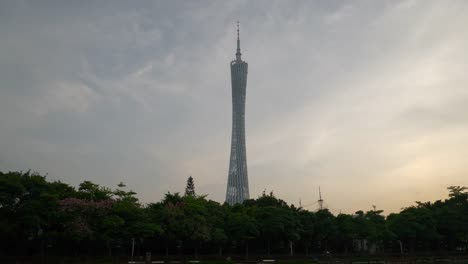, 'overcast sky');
1,0,467,214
